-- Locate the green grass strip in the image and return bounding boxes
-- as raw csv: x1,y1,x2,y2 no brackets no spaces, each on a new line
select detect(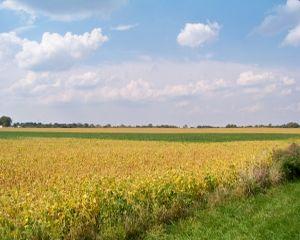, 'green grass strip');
0,131,300,142
146,181,300,240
